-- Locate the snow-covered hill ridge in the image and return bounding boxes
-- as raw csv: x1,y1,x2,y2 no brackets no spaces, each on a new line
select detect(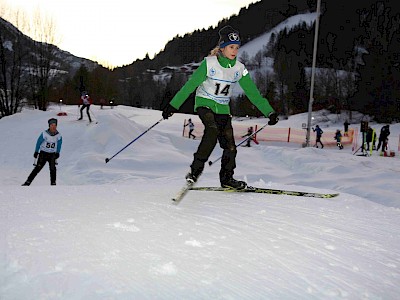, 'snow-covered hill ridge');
238,12,317,59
